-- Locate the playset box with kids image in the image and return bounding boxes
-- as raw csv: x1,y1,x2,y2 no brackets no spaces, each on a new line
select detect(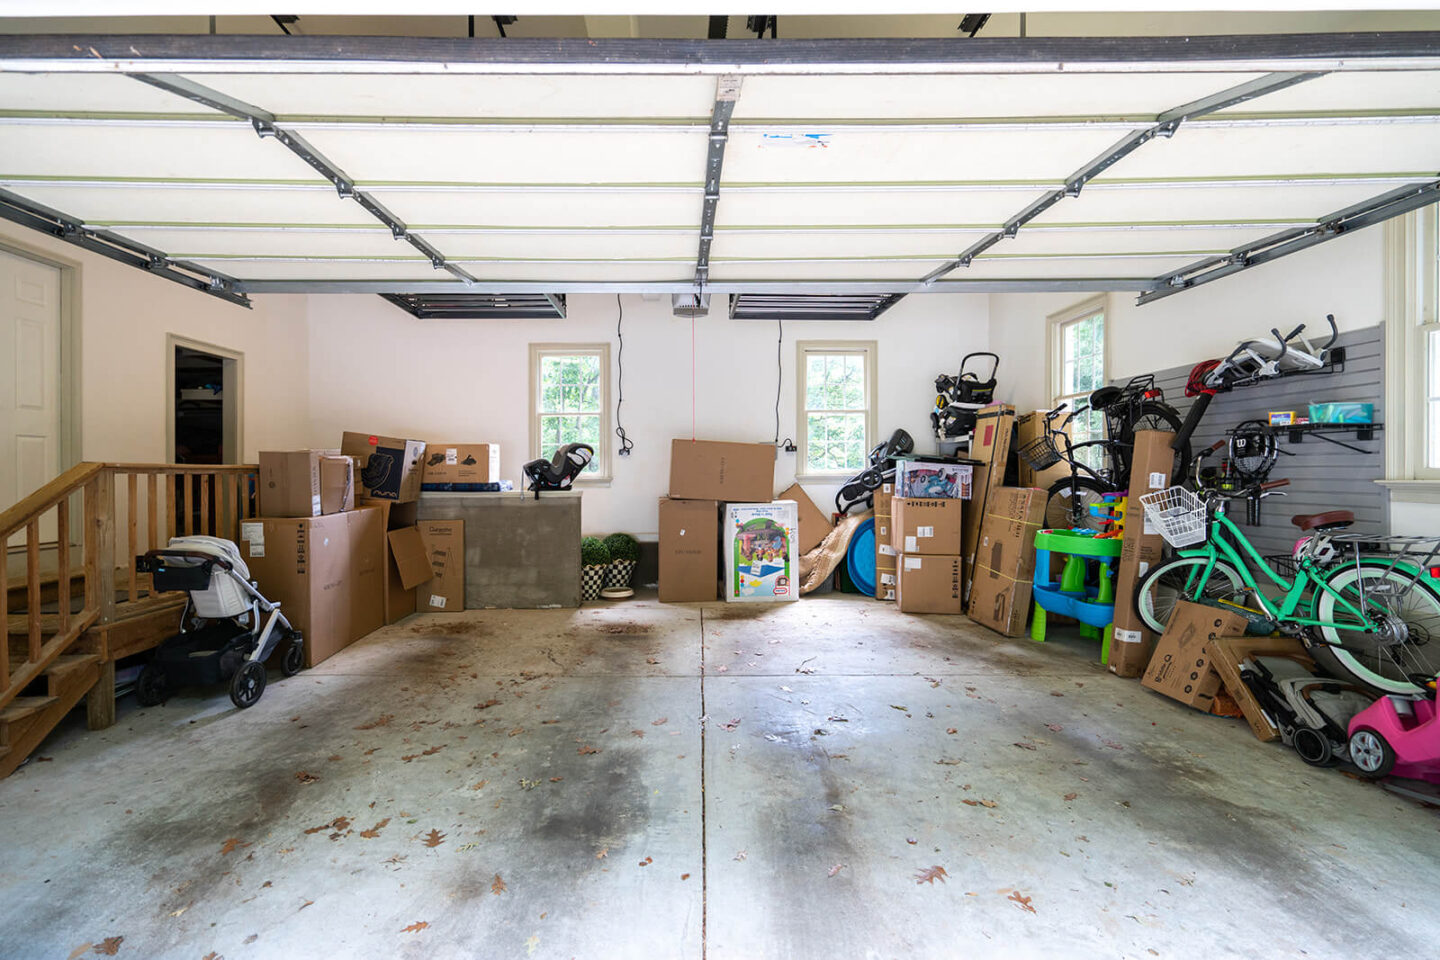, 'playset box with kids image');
723,501,800,602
